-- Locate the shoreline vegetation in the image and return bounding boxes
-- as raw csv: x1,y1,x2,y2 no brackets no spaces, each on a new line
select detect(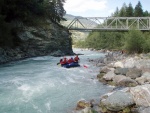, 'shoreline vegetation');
72,48,150,113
